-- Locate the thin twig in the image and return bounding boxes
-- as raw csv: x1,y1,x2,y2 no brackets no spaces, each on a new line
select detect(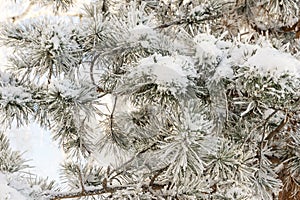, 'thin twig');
48,66,53,85
76,165,86,194
109,96,117,136
102,0,108,14
11,1,34,22
48,184,134,199
149,166,168,188
108,143,157,179
90,53,107,94
49,188,105,199
257,109,279,162
261,109,278,142
90,53,100,87
265,111,291,141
